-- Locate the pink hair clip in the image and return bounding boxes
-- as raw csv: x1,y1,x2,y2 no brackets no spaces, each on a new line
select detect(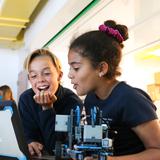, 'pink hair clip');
99,24,124,43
